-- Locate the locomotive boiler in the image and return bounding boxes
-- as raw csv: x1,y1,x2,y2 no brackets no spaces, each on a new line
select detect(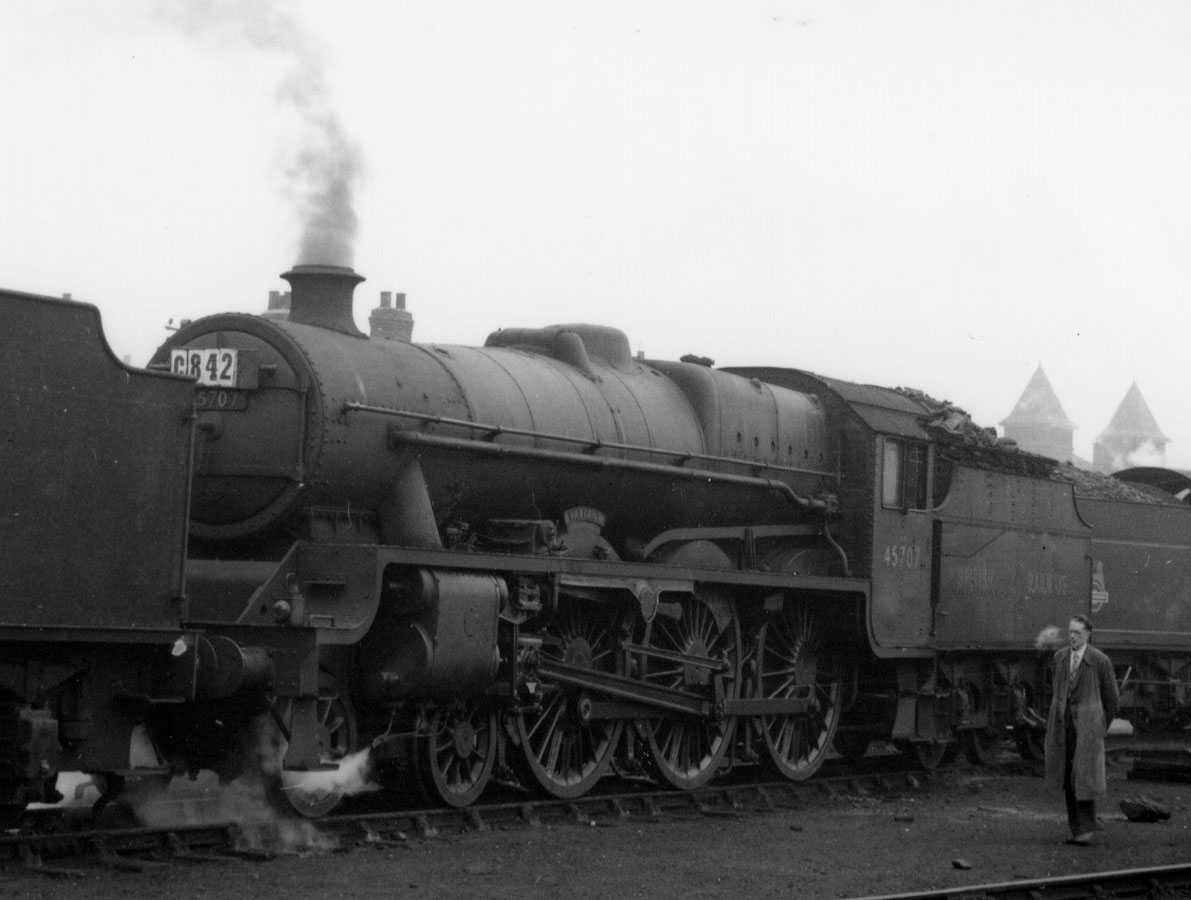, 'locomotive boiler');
159,264,835,549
